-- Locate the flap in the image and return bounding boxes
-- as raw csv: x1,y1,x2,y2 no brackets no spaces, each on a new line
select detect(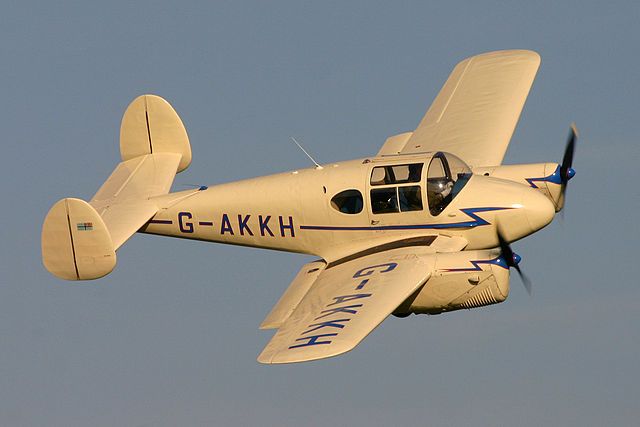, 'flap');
260,260,326,330
258,246,435,364
377,132,413,156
